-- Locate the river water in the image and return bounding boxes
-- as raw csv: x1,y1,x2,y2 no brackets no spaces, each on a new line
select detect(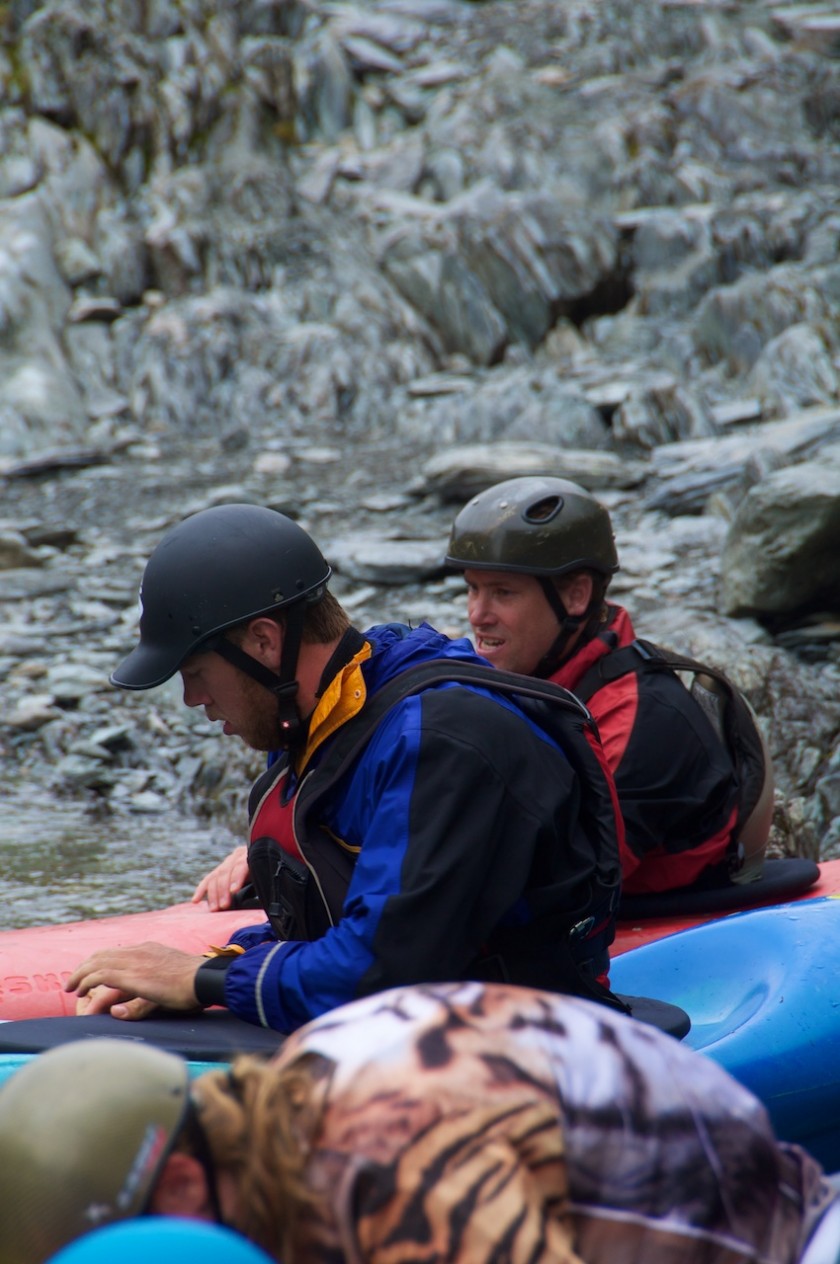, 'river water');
0,784,243,929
